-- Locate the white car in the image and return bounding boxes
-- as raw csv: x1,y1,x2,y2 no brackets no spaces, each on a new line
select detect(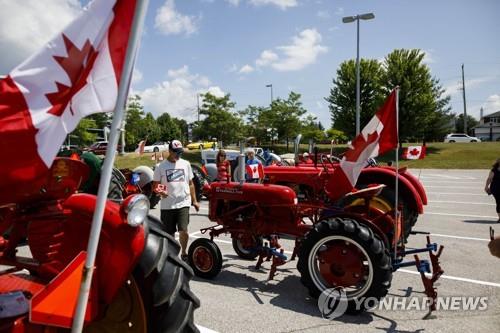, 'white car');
143,141,169,152
443,134,481,143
